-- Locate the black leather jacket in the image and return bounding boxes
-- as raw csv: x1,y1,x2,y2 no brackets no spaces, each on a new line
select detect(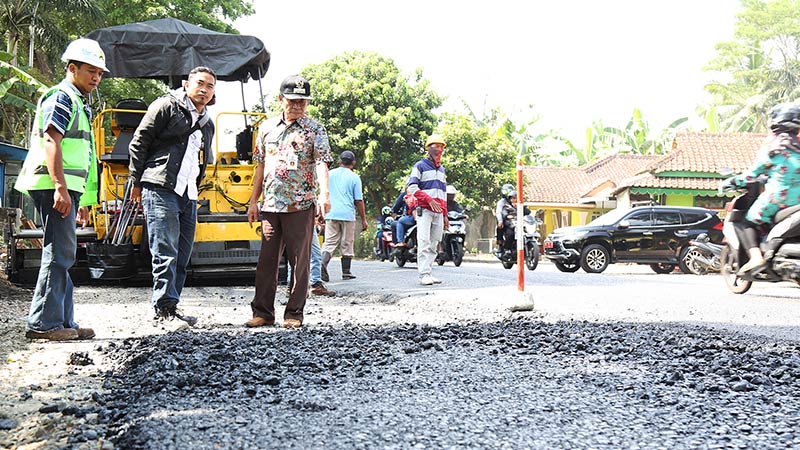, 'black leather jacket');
128,91,215,190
